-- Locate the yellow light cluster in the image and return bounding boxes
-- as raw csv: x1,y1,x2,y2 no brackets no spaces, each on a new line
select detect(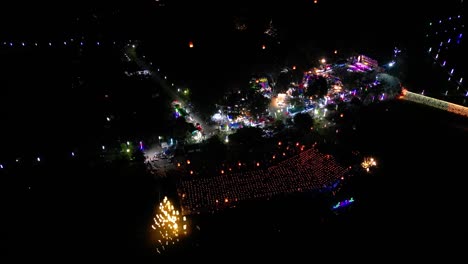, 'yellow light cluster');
151,196,188,254
361,157,377,172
